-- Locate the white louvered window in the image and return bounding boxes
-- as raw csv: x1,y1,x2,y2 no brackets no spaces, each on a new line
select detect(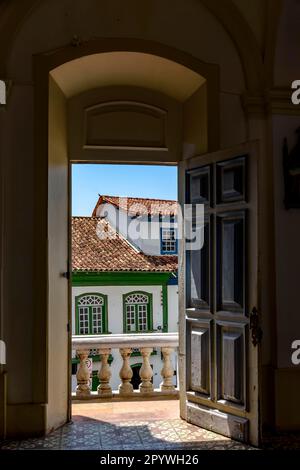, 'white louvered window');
77,294,106,335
